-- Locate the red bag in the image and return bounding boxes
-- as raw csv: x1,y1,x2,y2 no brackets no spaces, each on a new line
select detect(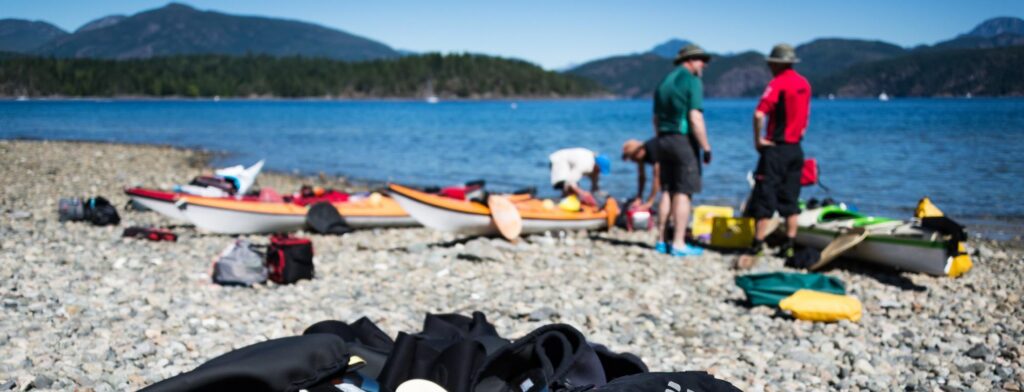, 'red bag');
122,226,177,242
801,158,819,187
266,235,314,284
